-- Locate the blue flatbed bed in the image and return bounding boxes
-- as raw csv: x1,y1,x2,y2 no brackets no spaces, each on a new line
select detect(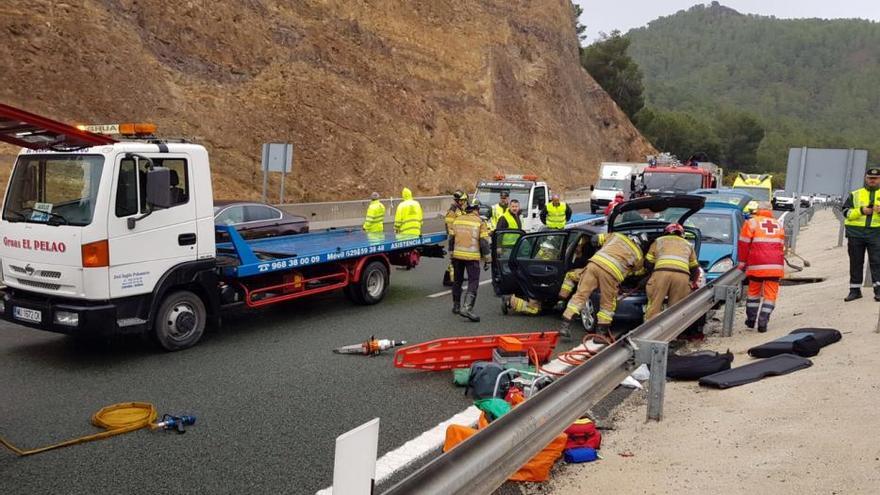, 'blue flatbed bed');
216,226,448,278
